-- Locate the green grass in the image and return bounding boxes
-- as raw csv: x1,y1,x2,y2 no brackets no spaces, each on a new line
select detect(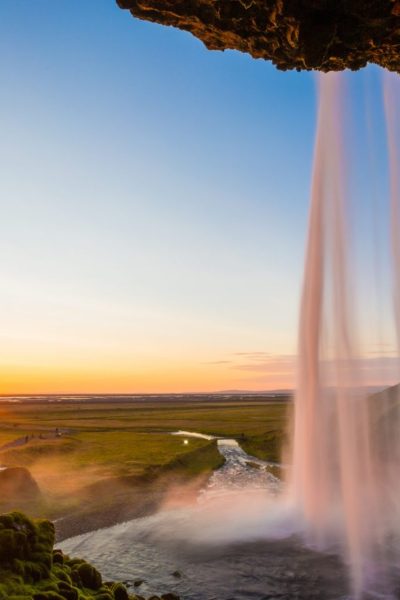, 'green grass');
0,430,31,449
0,399,288,436
240,429,288,464
0,399,289,466
1,432,211,477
